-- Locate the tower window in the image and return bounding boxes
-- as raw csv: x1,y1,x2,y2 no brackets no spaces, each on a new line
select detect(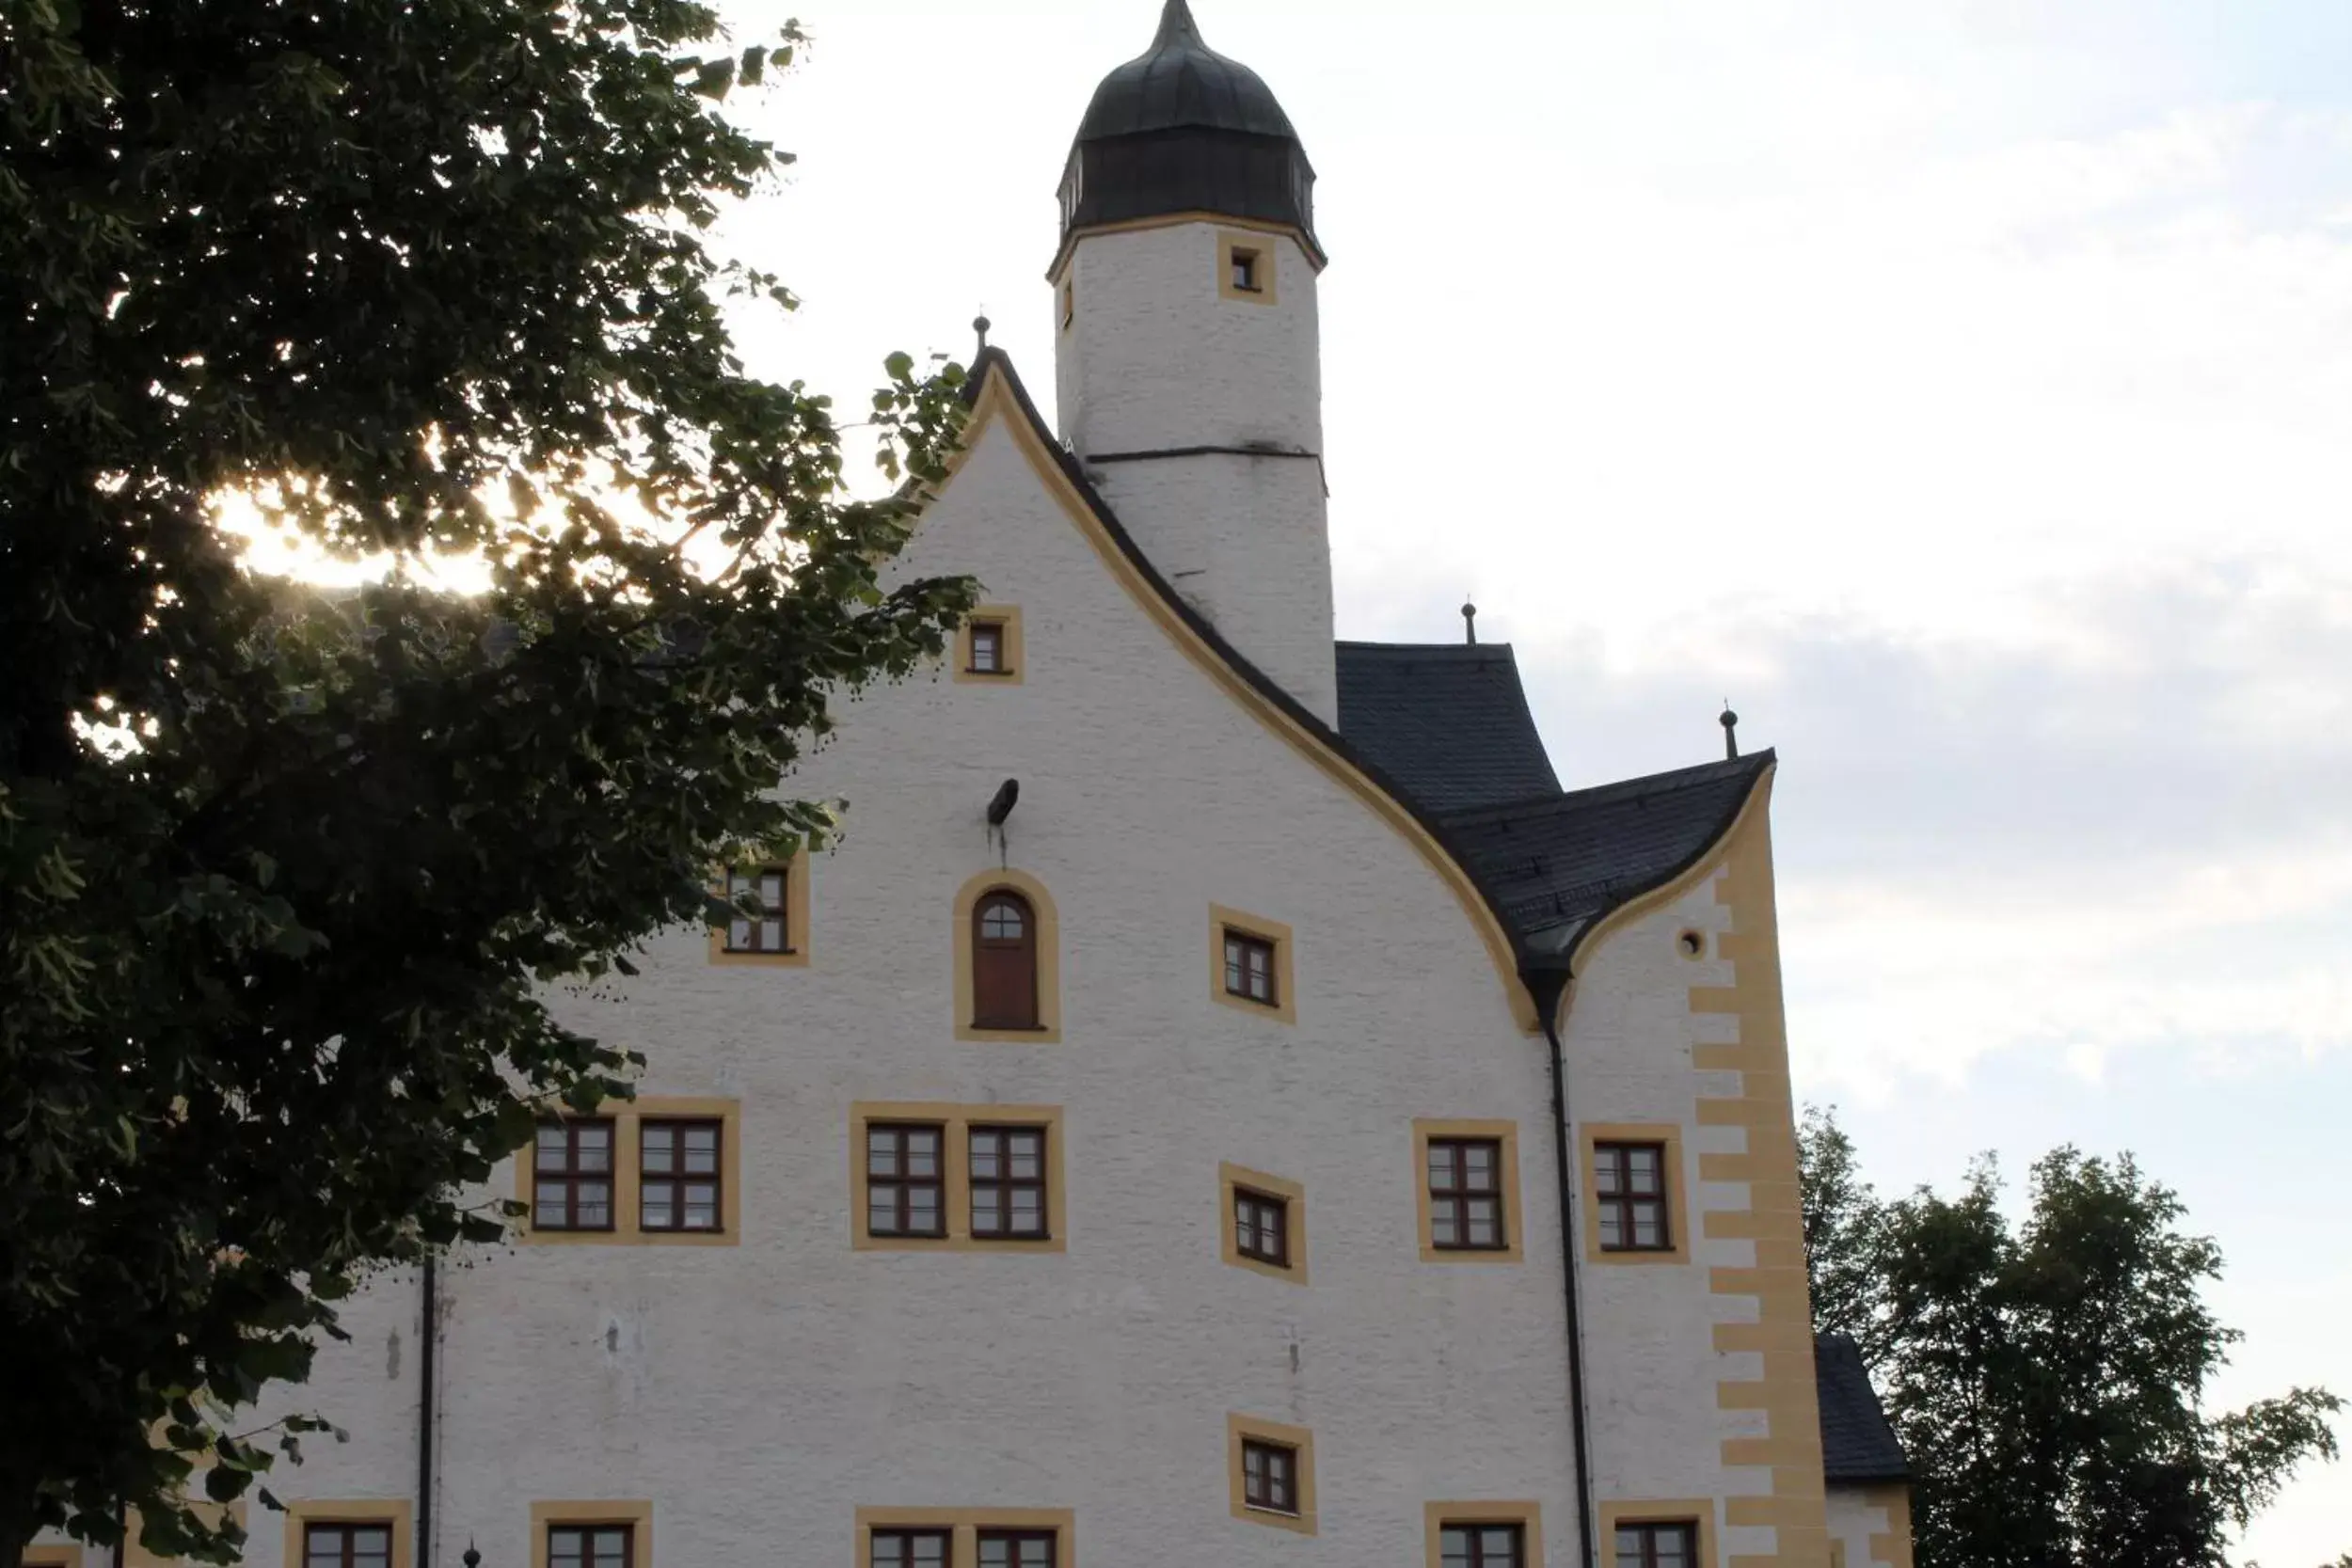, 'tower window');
1059,277,1074,329
1219,232,1279,305
720,863,790,953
